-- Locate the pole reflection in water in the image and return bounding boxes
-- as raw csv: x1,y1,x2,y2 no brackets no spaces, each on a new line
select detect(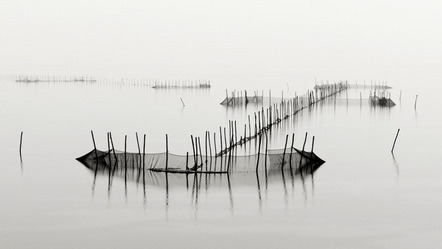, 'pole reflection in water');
81,156,323,212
